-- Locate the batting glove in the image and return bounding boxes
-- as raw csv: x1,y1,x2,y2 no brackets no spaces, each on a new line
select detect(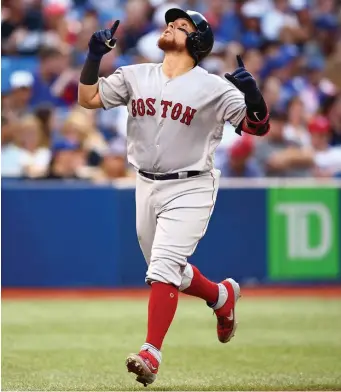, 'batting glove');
224,55,262,105
88,20,120,61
